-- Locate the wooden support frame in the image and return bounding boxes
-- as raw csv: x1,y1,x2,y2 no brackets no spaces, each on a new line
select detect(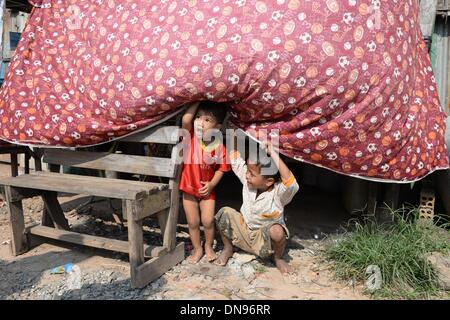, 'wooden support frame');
27,225,166,258
0,125,186,288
